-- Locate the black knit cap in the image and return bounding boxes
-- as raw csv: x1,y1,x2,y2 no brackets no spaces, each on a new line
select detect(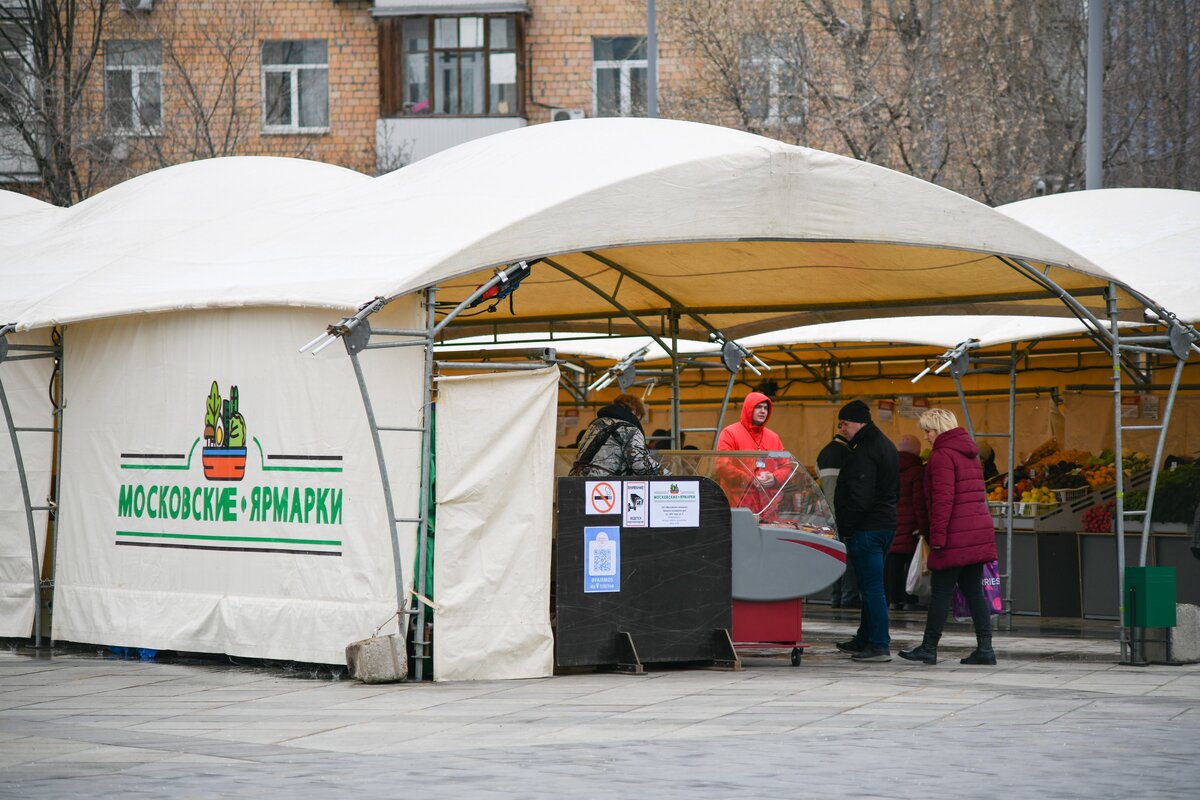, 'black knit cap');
838,399,871,423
